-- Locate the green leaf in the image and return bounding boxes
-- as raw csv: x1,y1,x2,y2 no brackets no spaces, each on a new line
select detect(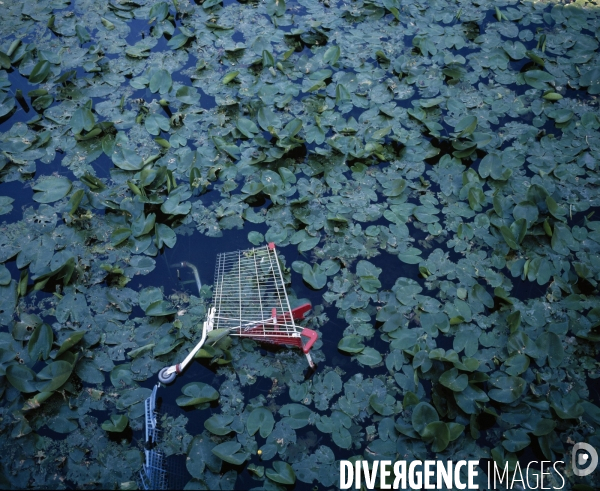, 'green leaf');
237,117,260,138
22,391,53,412
513,201,538,227
338,335,365,354
280,403,312,429
454,115,477,137
149,2,169,21
422,421,450,452
500,225,518,250
155,223,177,249
420,312,450,335
28,323,53,361
68,189,85,216
412,402,439,434
149,69,172,94
36,360,73,392
111,227,132,247
247,407,275,438
204,414,234,435
536,332,564,368
145,300,177,316
167,33,190,50
29,60,51,84
503,40,526,60
551,223,574,255
454,384,489,414
222,71,239,84
507,310,521,333
187,435,222,477
398,248,423,264
471,284,494,309
128,343,155,359
266,461,296,485
439,368,468,392
356,347,382,366
502,429,530,452
101,17,115,30
247,231,264,246
6,364,38,393
71,107,96,134
0,196,14,216
211,441,248,465
112,146,144,171
323,45,340,65
298,236,319,252
301,263,327,289
32,177,72,203
488,375,526,403
258,106,279,131
176,382,219,406
75,25,91,43
580,67,600,94
523,70,554,89
0,51,10,69
101,414,129,432
55,330,86,357
176,86,200,104
145,113,170,136
110,364,135,388
0,264,10,285
550,108,573,124
383,178,406,197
